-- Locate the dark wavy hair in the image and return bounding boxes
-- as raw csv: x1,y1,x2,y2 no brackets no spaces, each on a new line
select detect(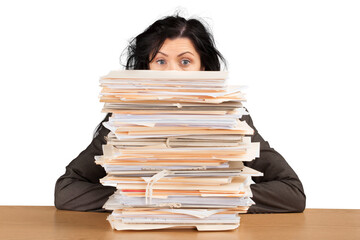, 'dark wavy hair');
123,15,227,71
94,14,227,138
